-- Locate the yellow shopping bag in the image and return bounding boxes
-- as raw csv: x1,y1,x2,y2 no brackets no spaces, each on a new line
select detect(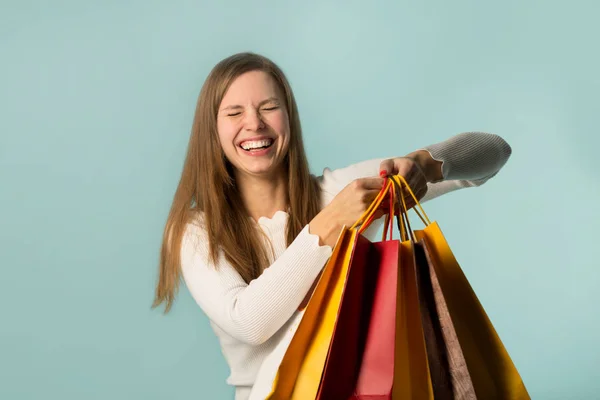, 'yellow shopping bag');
266,228,356,399
393,239,435,400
